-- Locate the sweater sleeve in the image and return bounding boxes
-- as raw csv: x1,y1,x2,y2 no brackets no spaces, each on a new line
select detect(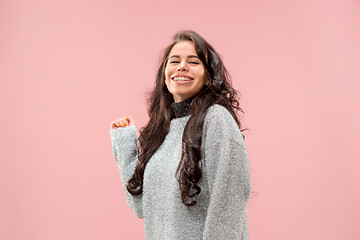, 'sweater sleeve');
201,105,252,240
109,126,144,219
